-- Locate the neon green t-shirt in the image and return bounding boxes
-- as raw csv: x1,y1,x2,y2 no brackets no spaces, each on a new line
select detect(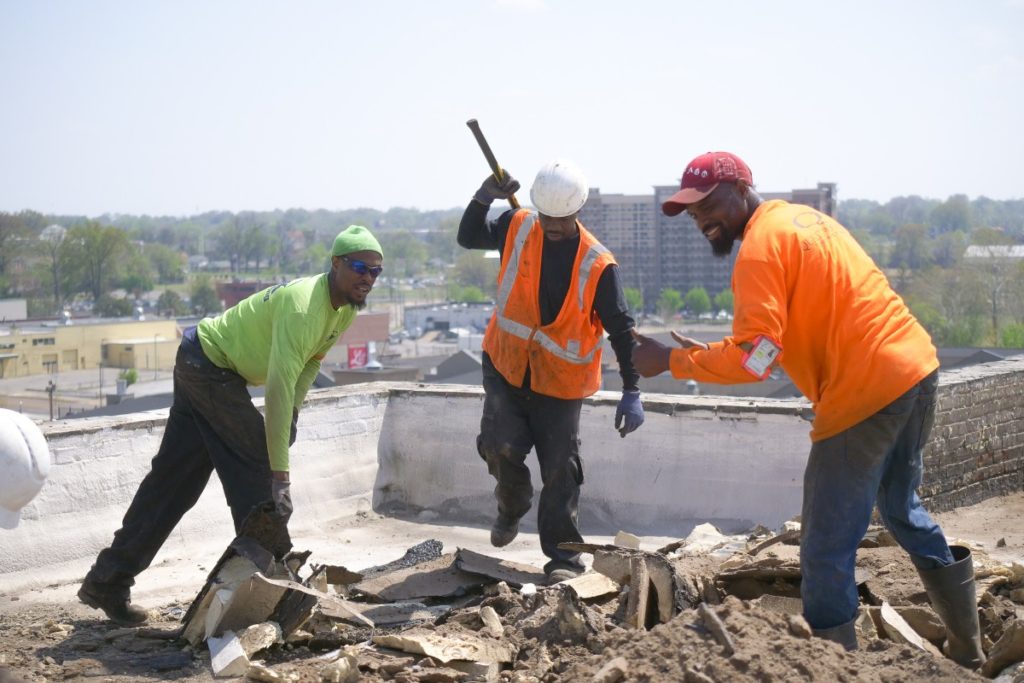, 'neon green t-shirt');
197,273,355,471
